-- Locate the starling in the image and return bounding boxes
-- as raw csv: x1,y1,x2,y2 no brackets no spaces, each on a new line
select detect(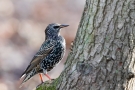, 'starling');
20,23,69,85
